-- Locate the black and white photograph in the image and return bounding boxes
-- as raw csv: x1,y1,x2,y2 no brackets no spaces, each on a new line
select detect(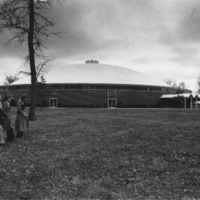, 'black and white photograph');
0,0,200,199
